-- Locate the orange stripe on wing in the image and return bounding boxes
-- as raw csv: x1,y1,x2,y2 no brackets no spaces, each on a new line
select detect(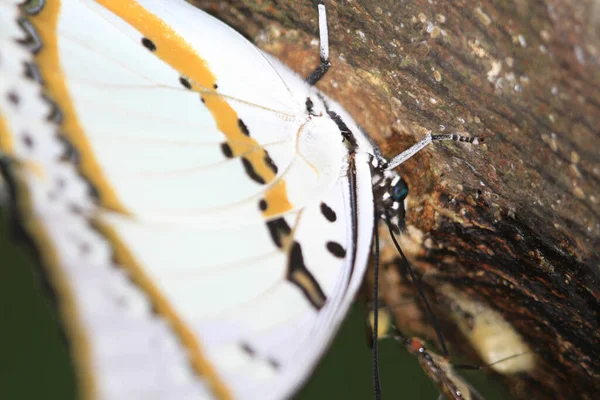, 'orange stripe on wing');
25,1,229,398
87,0,299,398
28,0,128,213
93,218,234,400
0,113,14,154
97,0,293,218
